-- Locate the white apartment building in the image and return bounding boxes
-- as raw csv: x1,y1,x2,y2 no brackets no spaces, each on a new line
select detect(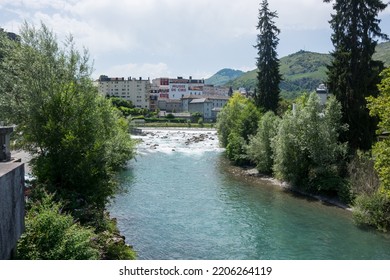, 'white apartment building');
153,76,205,100
98,75,151,109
